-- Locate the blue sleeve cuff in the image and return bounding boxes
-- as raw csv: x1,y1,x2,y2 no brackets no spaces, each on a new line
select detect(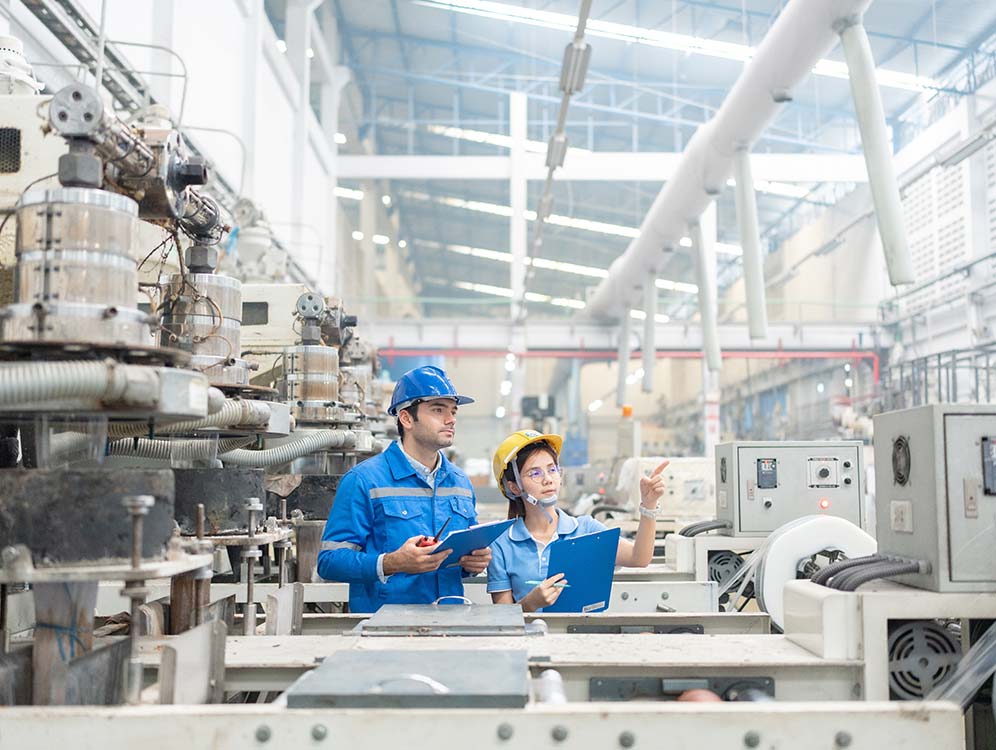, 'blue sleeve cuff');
487,579,511,593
